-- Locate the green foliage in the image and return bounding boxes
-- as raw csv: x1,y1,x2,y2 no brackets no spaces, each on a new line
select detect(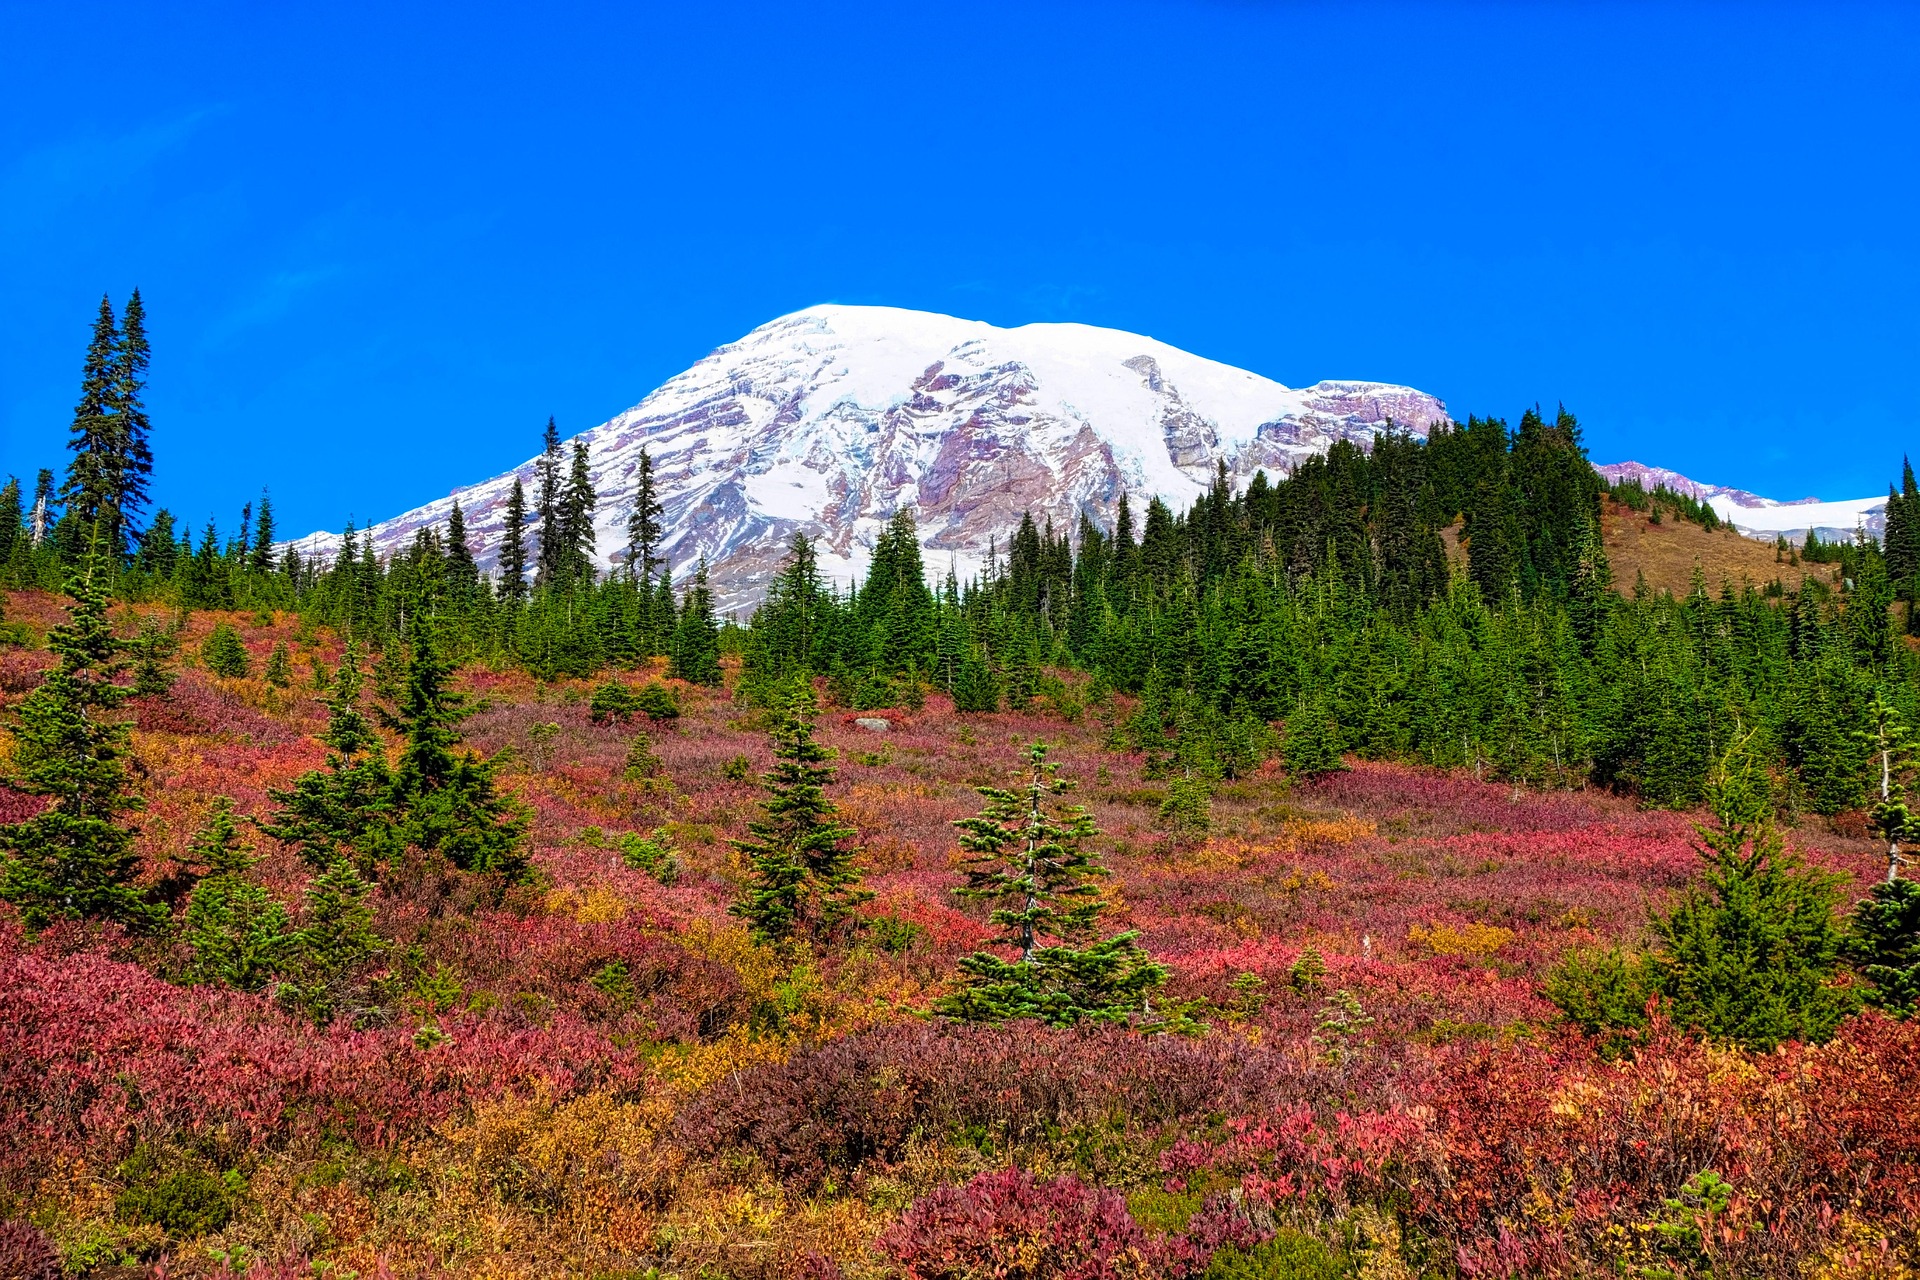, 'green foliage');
262,644,396,873
115,1159,241,1239
1201,1230,1357,1280
181,799,292,992
1158,768,1214,841
728,687,869,943
667,559,723,686
721,753,753,782
1312,988,1374,1063
1545,945,1660,1053
635,680,681,720
618,830,681,885
202,622,250,677
1651,733,1857,1050
1288,944,1326,993
624,731,664,780
0,538,162,930
281,856,382,1023
1282,694,1346,779
590,959,635,1005
937,743,1167,1027
1848,877,1920,1016
263,641,292,688
589,680,642,724
129,616,177,695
